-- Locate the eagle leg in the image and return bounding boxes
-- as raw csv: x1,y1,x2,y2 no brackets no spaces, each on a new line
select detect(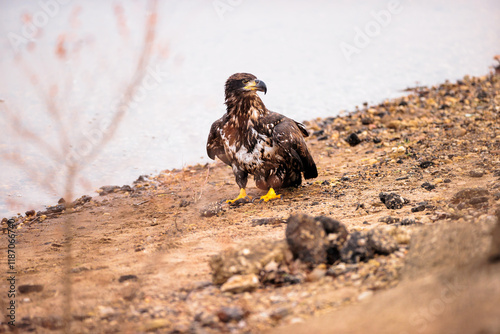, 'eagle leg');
259,187,281,202
226,188,252,204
